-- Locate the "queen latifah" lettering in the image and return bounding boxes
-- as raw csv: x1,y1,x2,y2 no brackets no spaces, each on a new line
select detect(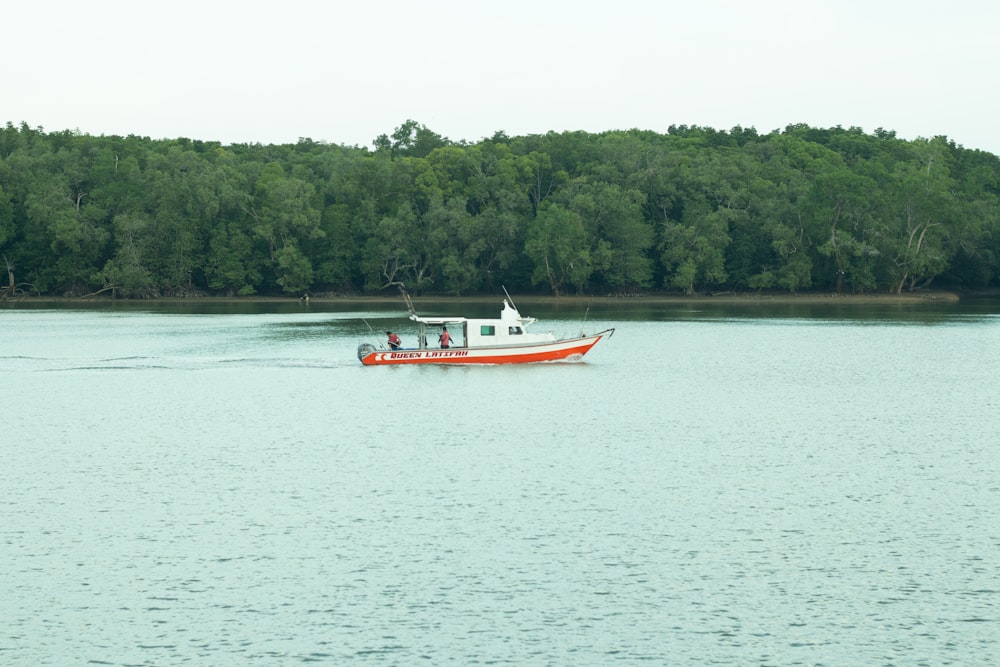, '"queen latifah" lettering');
389,350,470,359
